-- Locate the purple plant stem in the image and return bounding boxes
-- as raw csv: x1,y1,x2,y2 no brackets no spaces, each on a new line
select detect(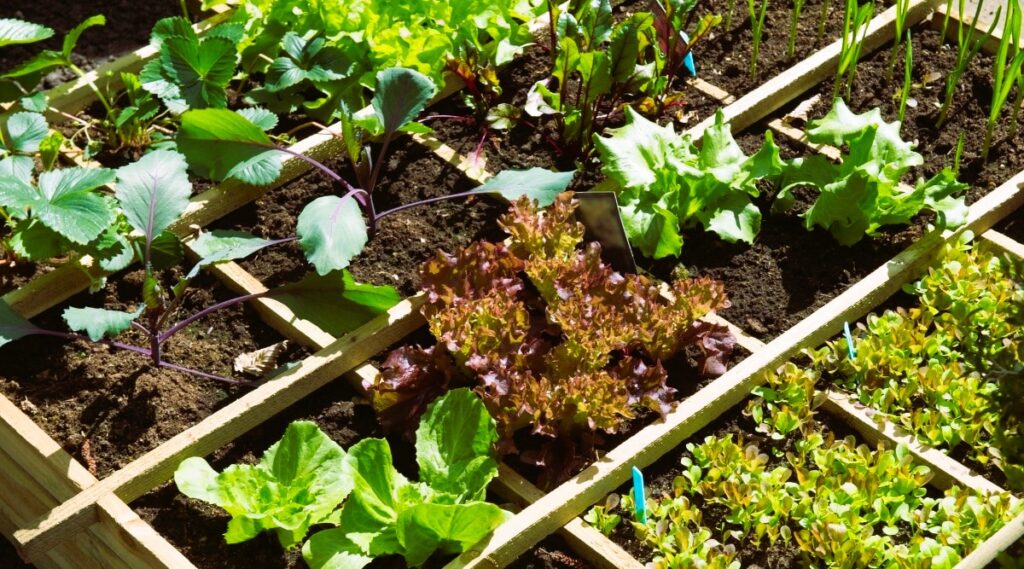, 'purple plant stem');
157,290,271,344
32,329,152,357
374,189,485,221
157,360,255,386
266,144,371,209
